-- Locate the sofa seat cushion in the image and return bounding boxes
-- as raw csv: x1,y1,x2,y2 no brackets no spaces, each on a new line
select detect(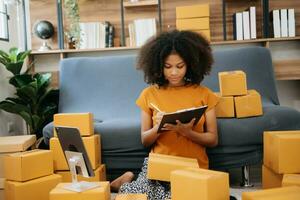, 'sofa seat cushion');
217,105,300,146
